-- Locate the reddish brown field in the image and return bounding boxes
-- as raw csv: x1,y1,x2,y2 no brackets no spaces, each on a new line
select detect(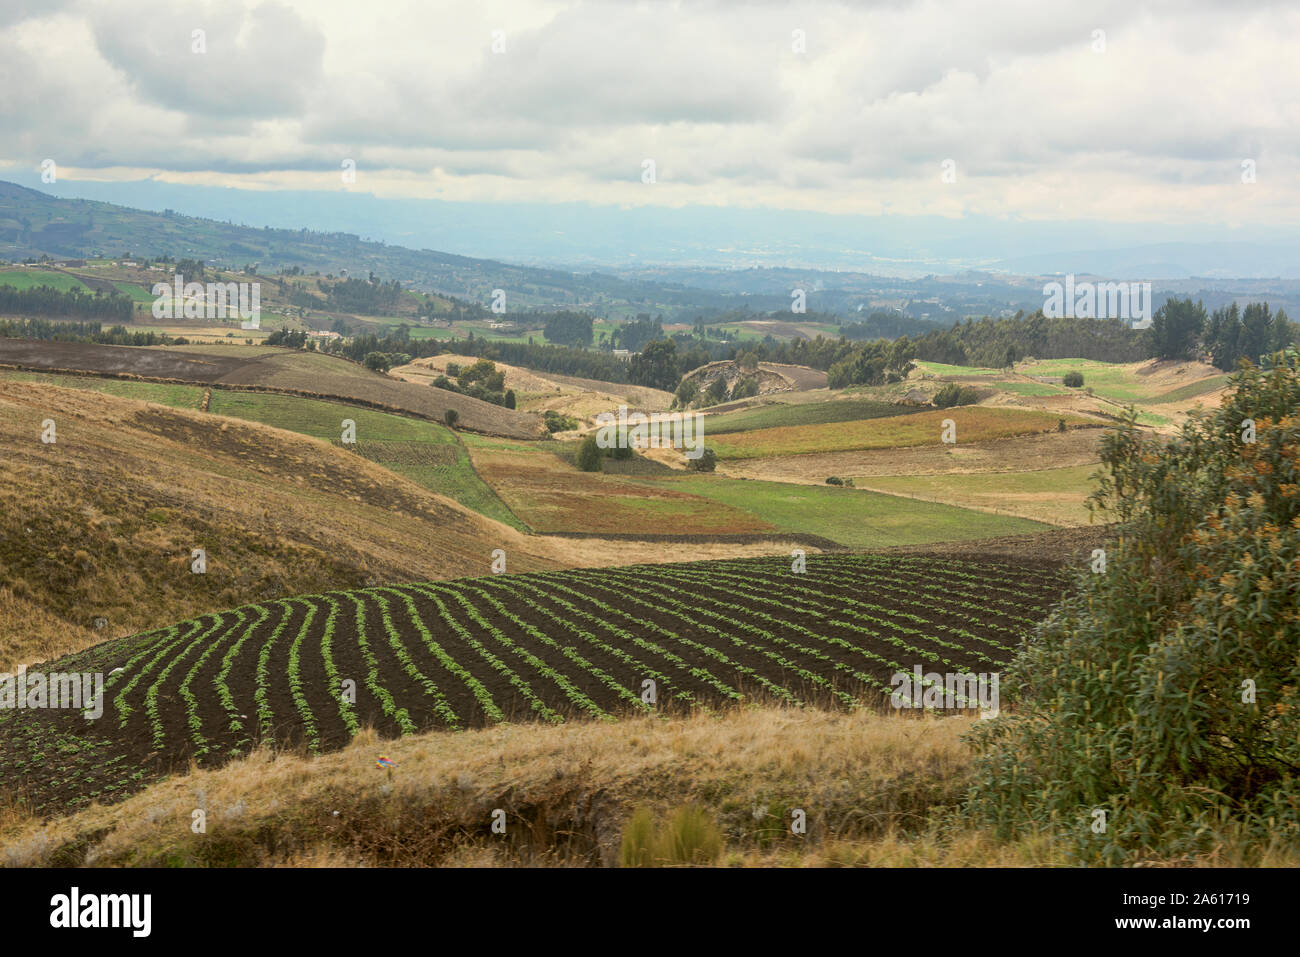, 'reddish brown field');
470,446,774,534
